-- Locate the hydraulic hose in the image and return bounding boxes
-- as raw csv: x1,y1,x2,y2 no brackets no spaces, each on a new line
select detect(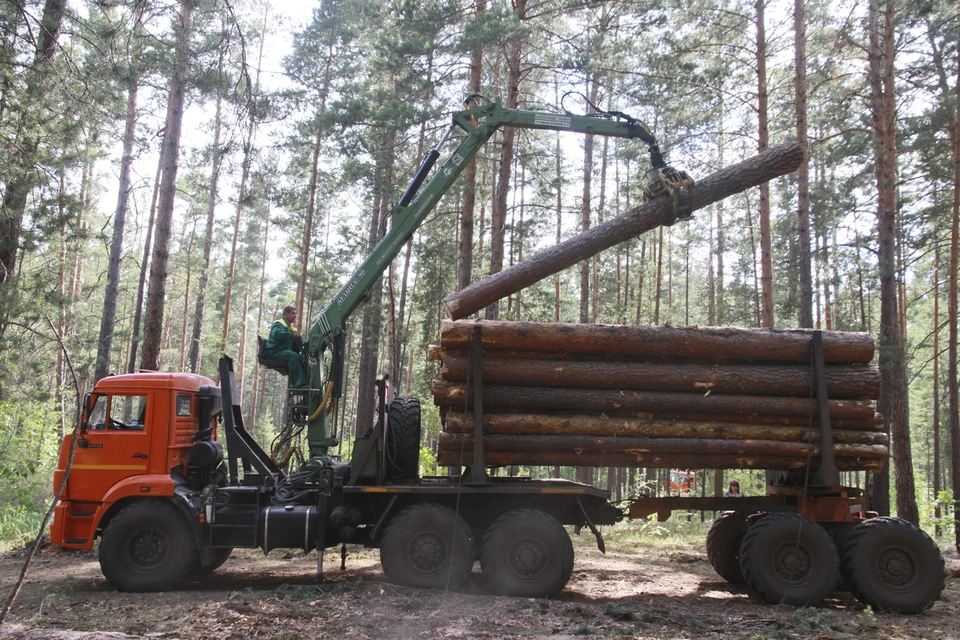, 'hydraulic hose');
309,380,335,423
